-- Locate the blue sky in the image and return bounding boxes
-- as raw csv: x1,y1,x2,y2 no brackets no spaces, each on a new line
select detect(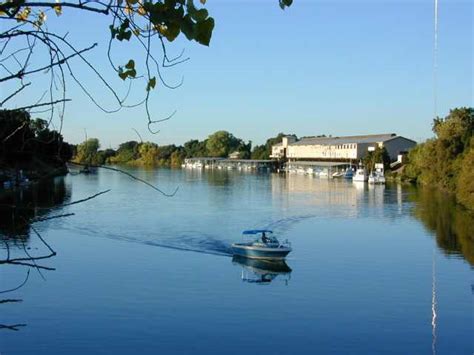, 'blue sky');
4,0,473,147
